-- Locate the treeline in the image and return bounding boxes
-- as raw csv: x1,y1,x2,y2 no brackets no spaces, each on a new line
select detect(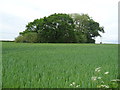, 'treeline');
15,13,104,43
